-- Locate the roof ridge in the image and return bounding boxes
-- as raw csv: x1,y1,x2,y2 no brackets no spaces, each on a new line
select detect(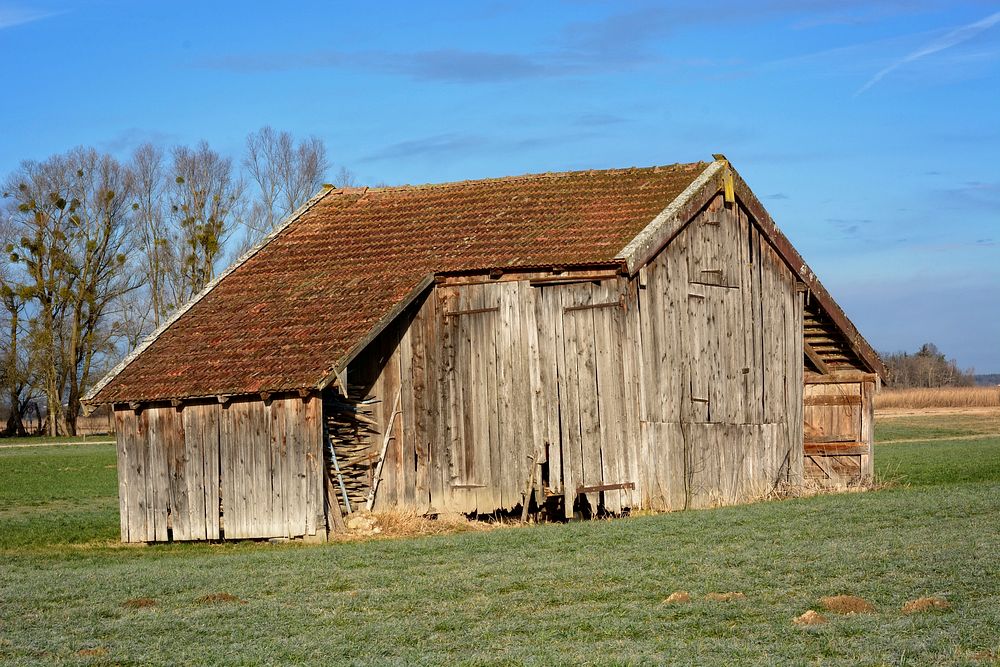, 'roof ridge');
362,161,708,195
